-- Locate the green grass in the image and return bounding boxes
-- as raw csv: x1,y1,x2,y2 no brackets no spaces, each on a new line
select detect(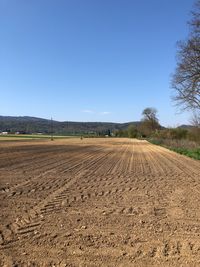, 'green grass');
170,147,200,160
0,134,77,140
149,139,200,160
